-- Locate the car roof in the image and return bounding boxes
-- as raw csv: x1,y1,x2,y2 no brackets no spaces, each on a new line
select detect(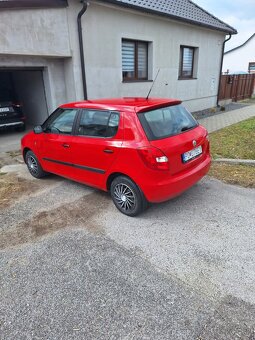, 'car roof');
60,97,182,113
